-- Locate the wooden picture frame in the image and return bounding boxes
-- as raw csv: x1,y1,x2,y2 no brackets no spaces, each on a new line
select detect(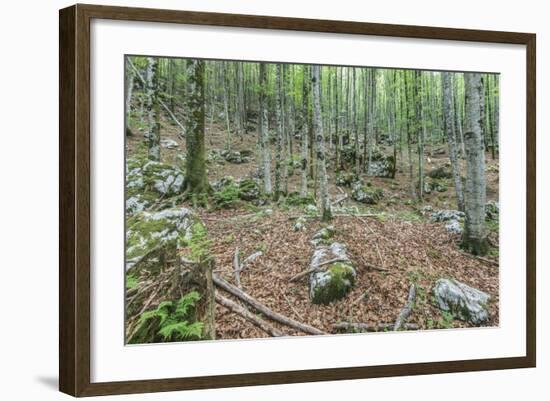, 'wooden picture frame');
59,3,536,397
